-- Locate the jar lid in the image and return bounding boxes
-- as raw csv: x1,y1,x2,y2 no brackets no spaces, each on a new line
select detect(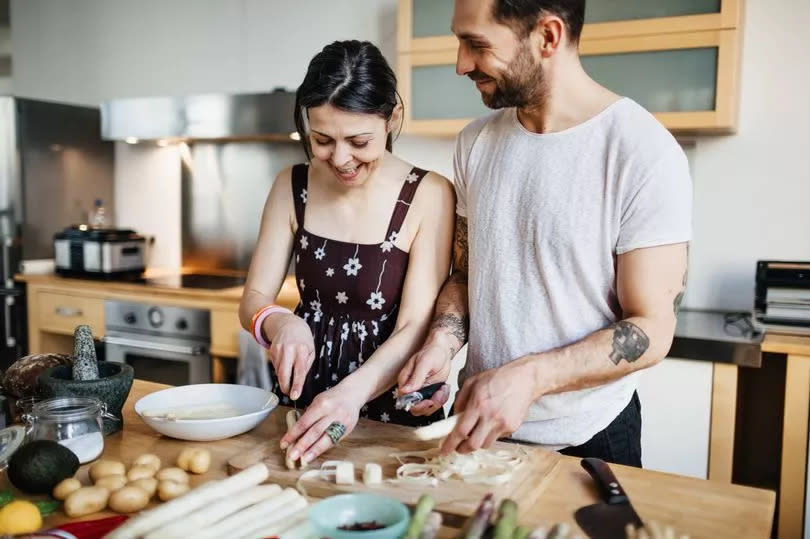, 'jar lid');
0,425,25,472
